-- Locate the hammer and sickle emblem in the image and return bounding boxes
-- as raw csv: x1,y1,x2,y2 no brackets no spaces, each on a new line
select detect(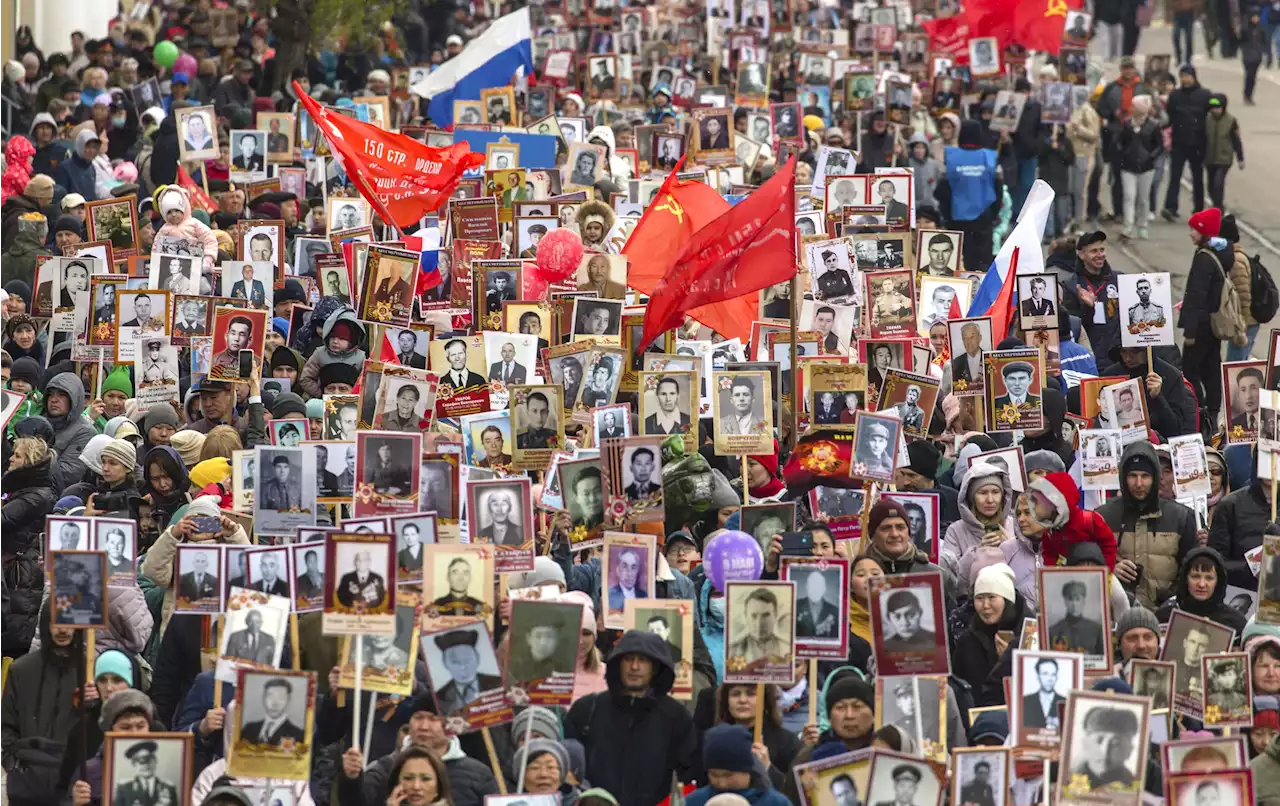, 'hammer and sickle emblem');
654,193,685,223
1044,0,1067,17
